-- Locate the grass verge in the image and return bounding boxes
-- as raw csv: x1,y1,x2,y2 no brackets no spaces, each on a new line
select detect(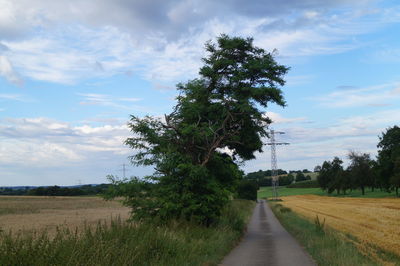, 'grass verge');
0,199,255,266
270,202,379,266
